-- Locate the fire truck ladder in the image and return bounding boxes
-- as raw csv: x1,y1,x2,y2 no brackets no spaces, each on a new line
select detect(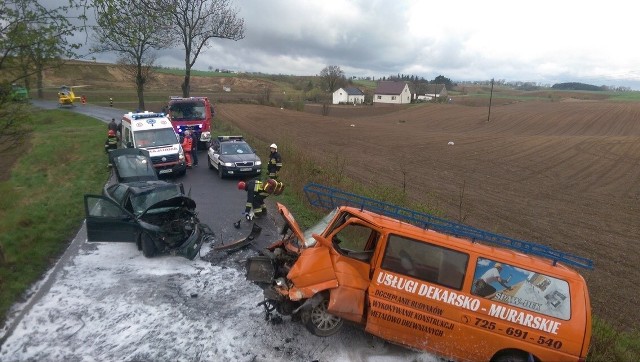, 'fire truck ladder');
303,183,594,270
